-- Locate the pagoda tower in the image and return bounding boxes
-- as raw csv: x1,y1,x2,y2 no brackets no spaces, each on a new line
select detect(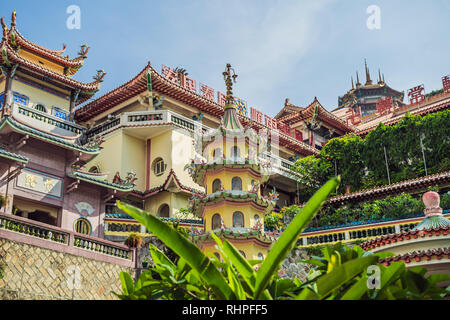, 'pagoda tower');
186,64,276,260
